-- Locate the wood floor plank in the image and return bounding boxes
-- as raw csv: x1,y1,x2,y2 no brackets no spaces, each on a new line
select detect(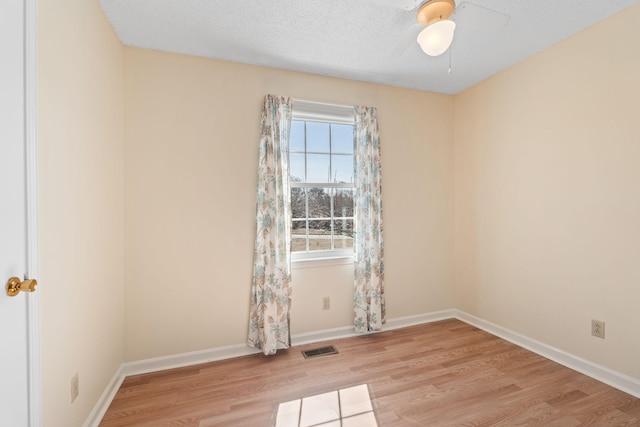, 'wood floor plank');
99,319,640,426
